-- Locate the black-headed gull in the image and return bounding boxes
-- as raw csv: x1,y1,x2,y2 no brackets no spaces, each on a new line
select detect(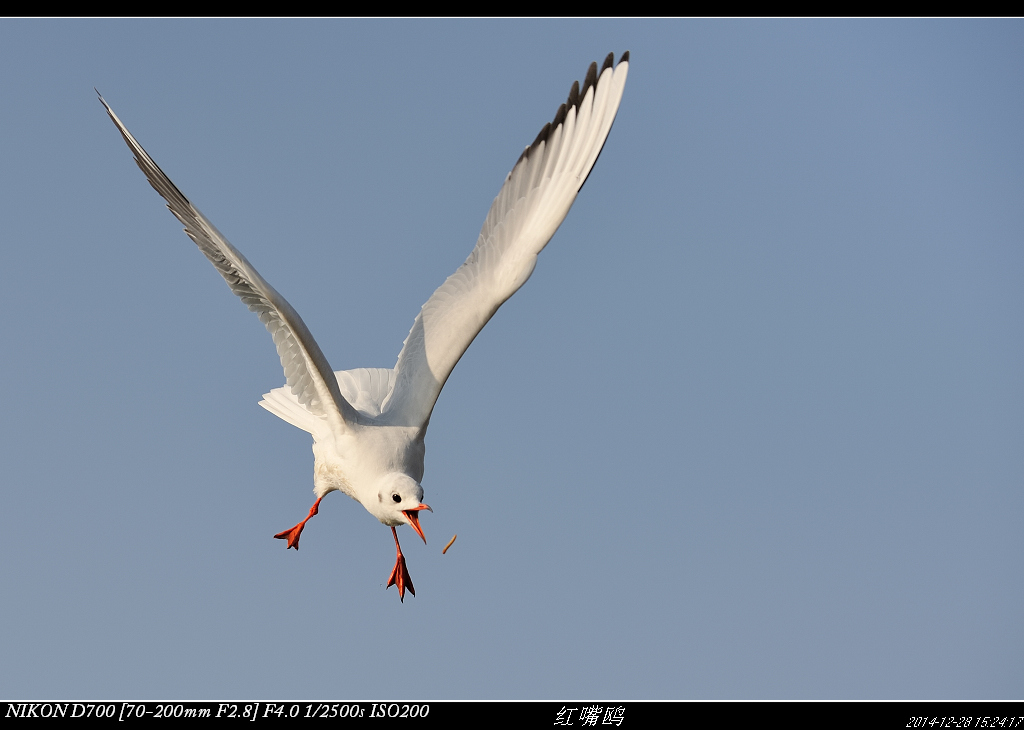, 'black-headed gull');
100,52,629,601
